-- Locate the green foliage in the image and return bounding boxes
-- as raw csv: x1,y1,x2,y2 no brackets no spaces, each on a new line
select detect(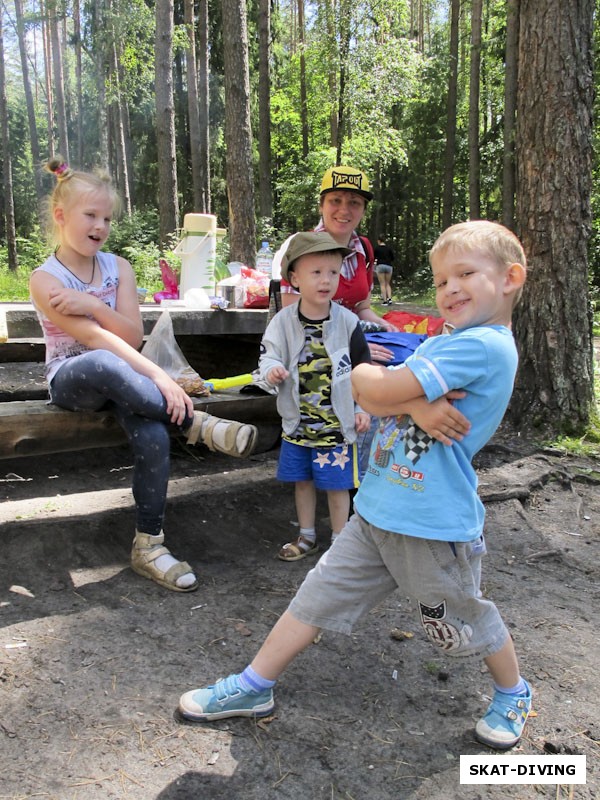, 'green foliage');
0,268,29,301
0,0,598,311
119,243,163,290
550,429,600,459
105,210,183,291
0,230,50,300
15,231,51,270
106,208,161,255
